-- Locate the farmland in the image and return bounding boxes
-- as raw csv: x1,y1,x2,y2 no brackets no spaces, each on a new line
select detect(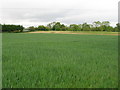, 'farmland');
2,33,118,88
